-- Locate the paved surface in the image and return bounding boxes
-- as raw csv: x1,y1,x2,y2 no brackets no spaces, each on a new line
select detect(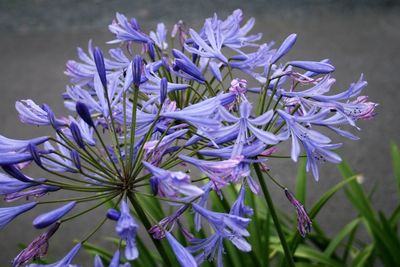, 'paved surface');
0,0,399,265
